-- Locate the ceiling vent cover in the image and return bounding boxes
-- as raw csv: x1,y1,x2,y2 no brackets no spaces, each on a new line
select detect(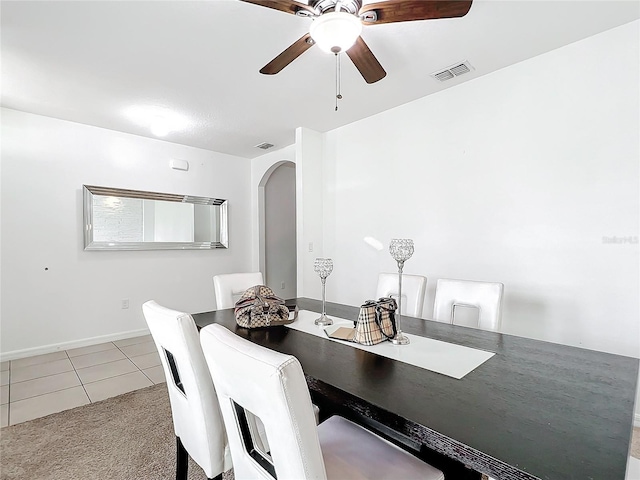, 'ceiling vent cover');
254,142,275,150
431,61,474,82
